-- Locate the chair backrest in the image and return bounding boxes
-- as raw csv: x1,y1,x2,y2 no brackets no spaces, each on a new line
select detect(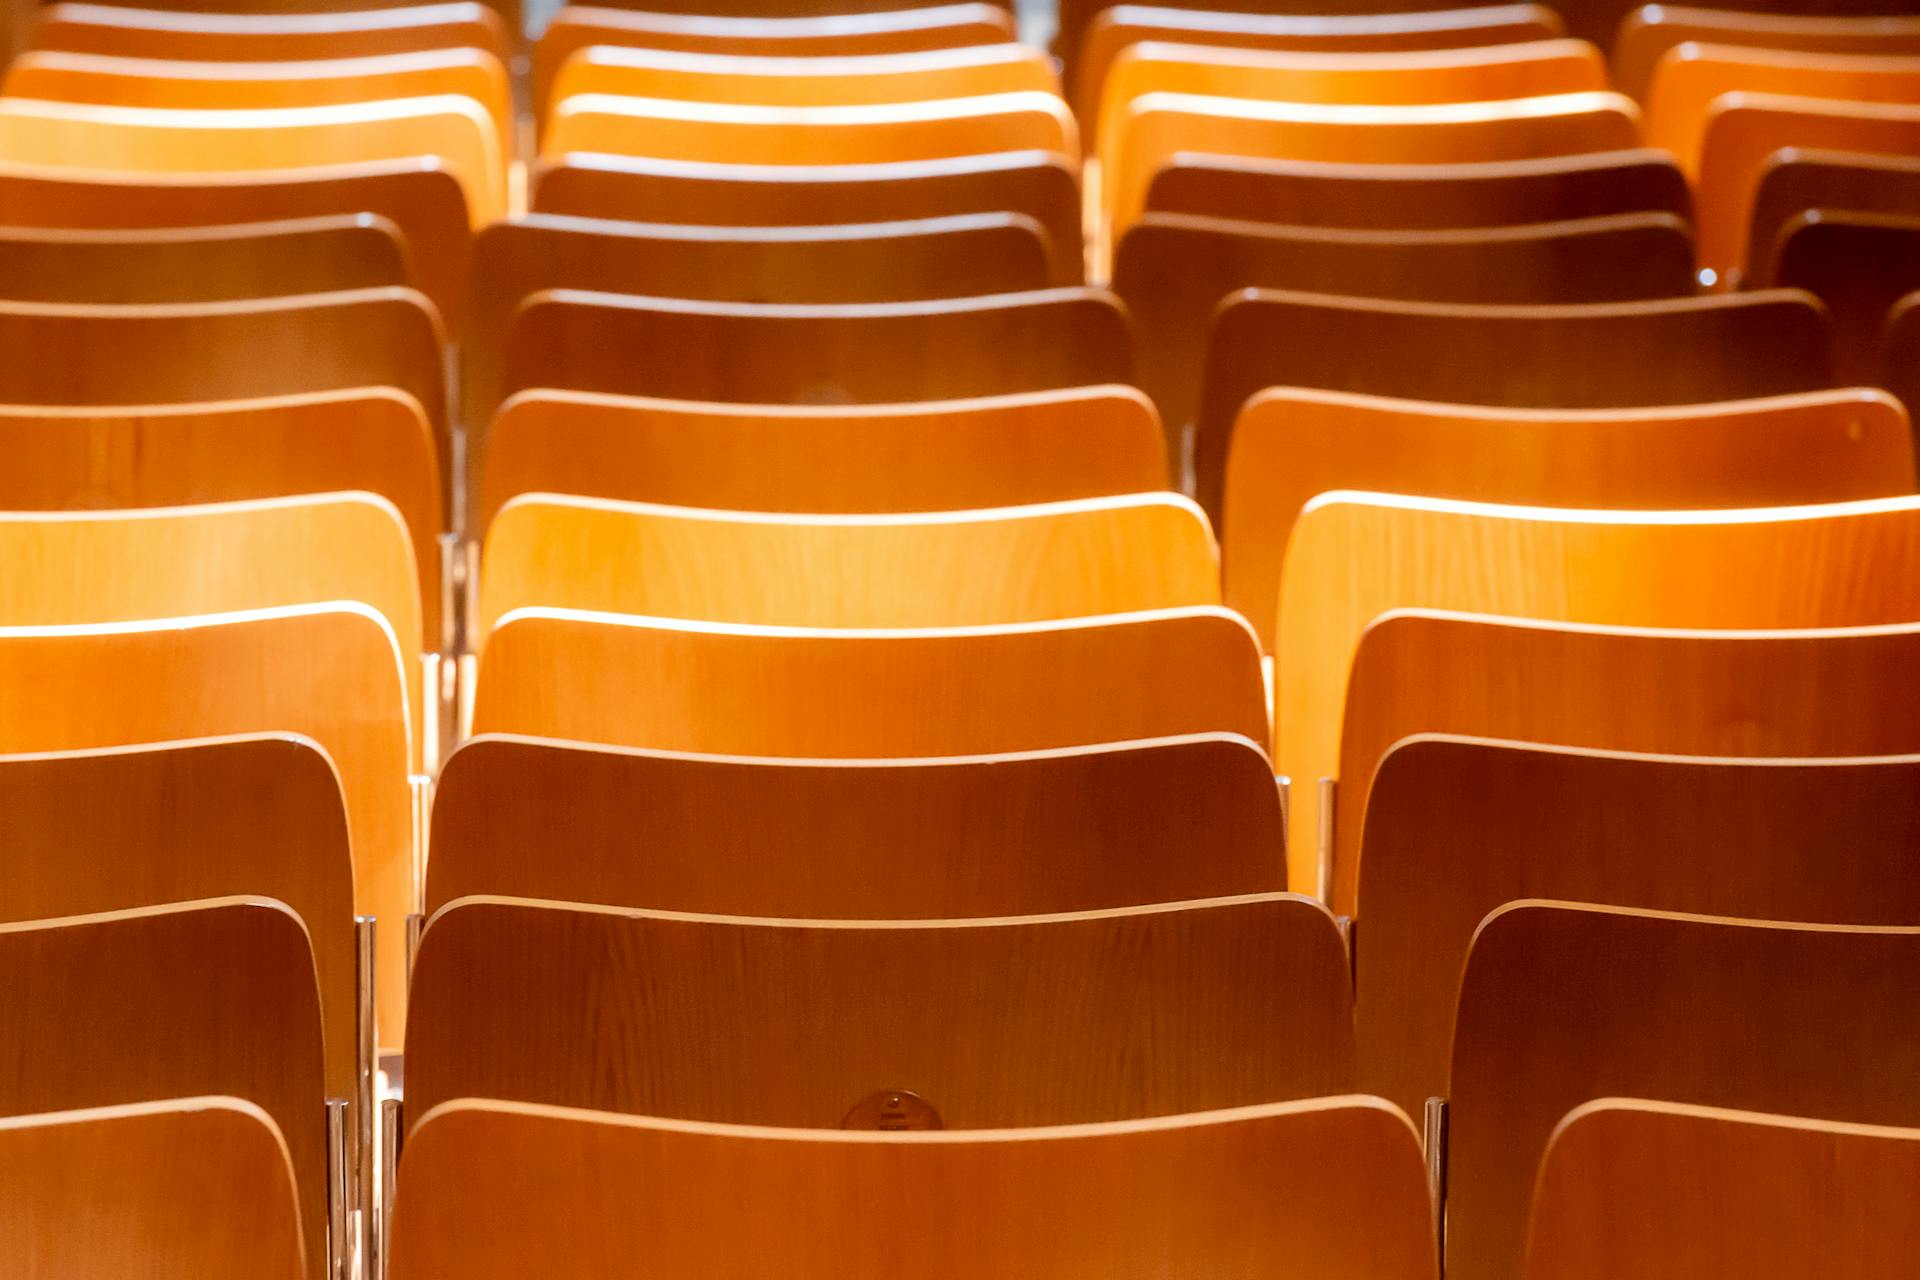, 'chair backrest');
528,151,1083,274
0,1098,305,1280
427,732,1282,916
1114,211,1695,455
471,607,1270,756
1883,291,1920,423
1748,148,1920,292
0,898,328,1278
0,96,504,226
498,288,1131,416
1769,211,1920,383
1222,388,1915,650
390,1096,1435,1280
1615,5,1920,100
475,387,1165,531
35,1,512,64
405,893,1355,1130
1524,1099,1920,1280
1275,494,1920,895
1355,732,1920,1120
0,735,360,1115
1197,290,1834,516
0,605,412,1046
474,494,1216,639
463,213,1058,444
1447,901,1920,1280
